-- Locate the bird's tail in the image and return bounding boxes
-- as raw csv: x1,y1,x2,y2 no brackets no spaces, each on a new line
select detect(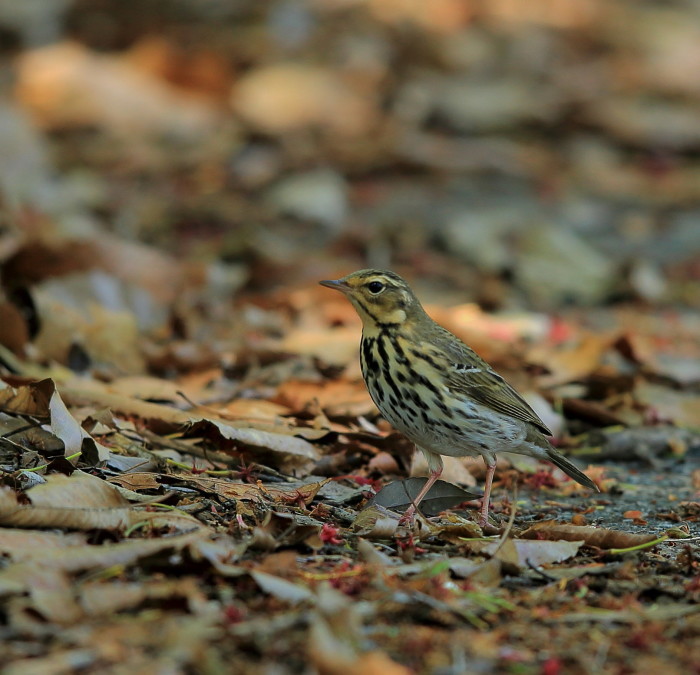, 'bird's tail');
546,448,599,491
